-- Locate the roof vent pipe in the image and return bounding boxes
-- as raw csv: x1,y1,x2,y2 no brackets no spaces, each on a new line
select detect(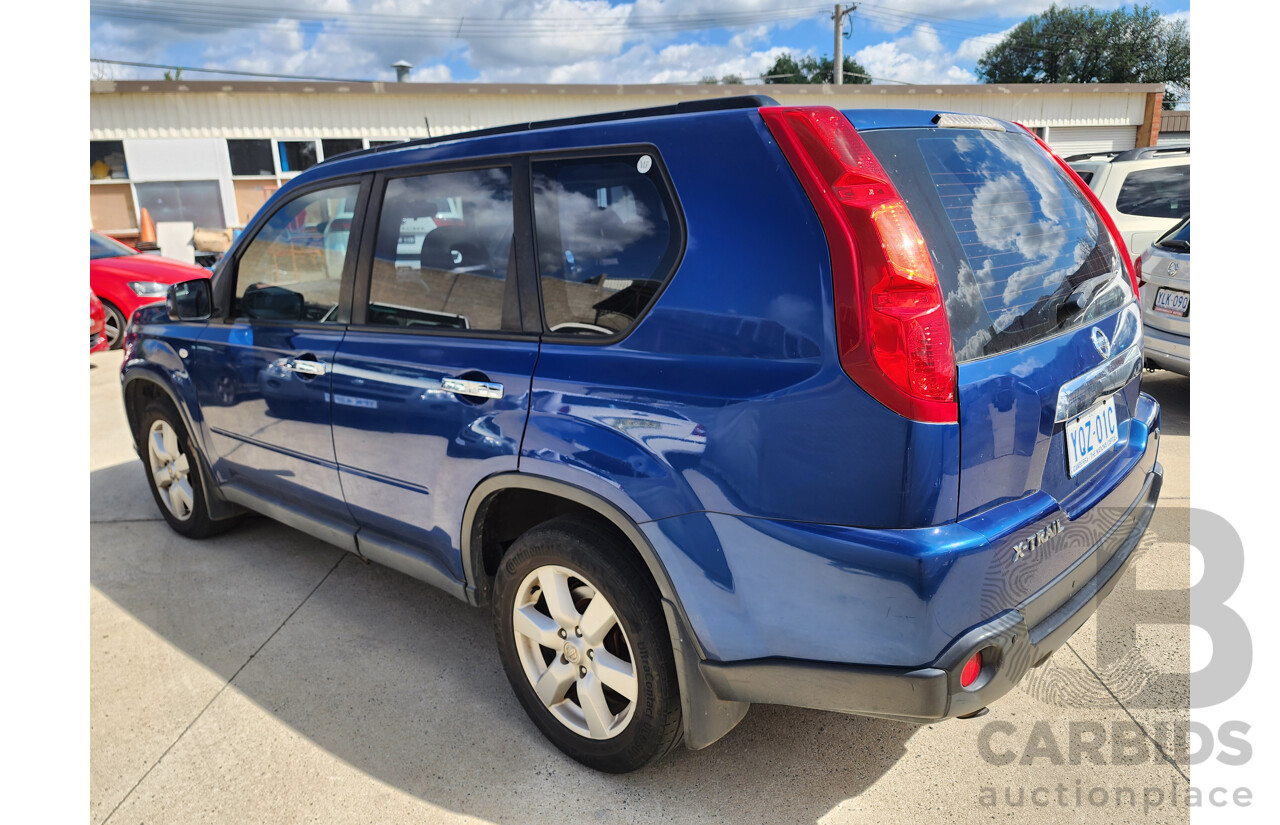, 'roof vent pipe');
392,60,412,82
